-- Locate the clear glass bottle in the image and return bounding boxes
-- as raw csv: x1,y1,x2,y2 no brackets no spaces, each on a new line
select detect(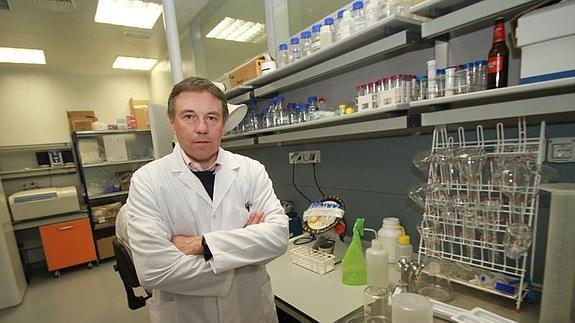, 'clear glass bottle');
352,1,367,32
276,42,290,67
311,24,322,53
319,17,334,49
366,0,383,27
336,10,355,41
300,30,313,57
289,37,301,62
276,96,289,126
475,59,488,91
335,9,345,38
